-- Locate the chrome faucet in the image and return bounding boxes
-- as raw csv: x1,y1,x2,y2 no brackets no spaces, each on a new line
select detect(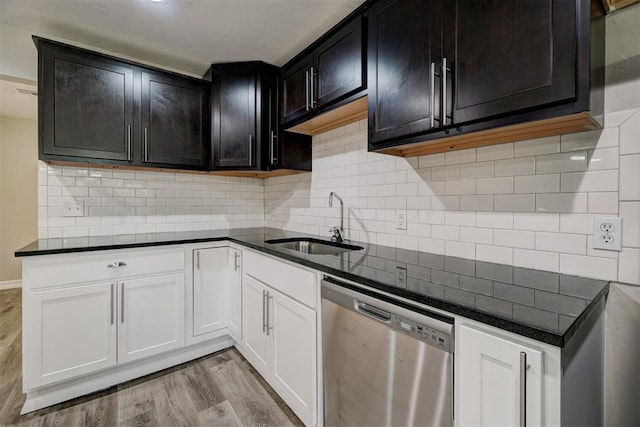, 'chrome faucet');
329,192,344,243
